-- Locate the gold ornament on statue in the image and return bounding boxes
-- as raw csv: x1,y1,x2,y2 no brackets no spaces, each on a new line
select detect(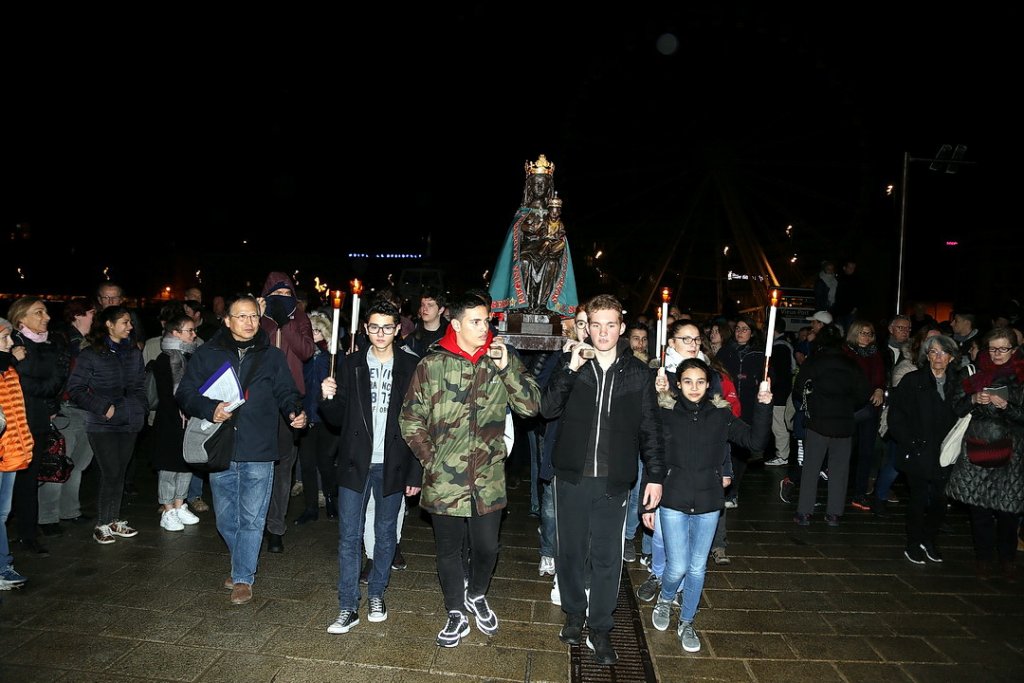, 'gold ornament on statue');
525,154,555,176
